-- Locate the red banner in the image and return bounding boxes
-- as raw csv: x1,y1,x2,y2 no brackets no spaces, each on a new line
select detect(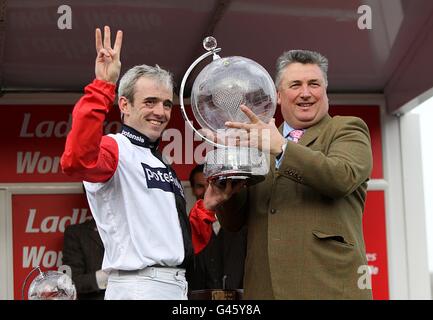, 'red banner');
0,105,121,182
12,194,91,300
